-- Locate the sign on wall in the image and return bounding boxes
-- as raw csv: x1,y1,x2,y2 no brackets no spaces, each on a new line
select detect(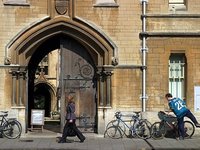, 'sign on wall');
194,86,200,111
31,109,45,125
